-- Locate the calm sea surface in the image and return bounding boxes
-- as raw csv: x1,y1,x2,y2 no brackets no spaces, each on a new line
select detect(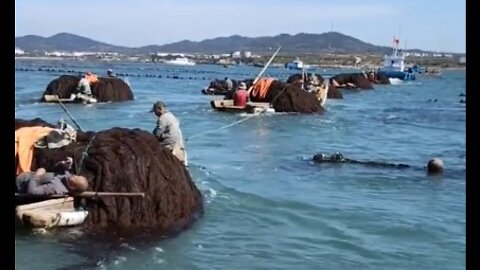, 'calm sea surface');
15,60,466,270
